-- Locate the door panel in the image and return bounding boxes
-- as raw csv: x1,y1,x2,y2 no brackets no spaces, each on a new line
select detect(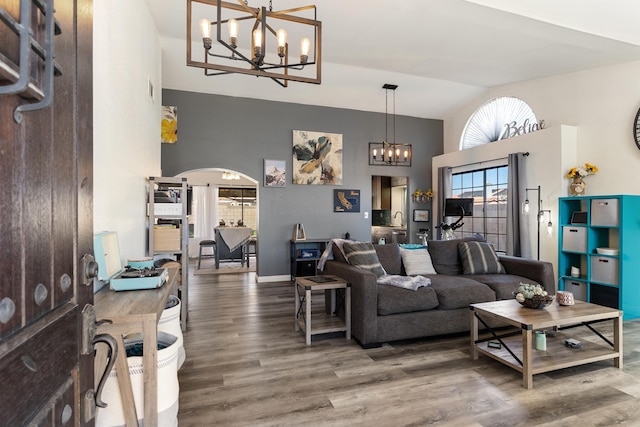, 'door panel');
0,0,94,425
